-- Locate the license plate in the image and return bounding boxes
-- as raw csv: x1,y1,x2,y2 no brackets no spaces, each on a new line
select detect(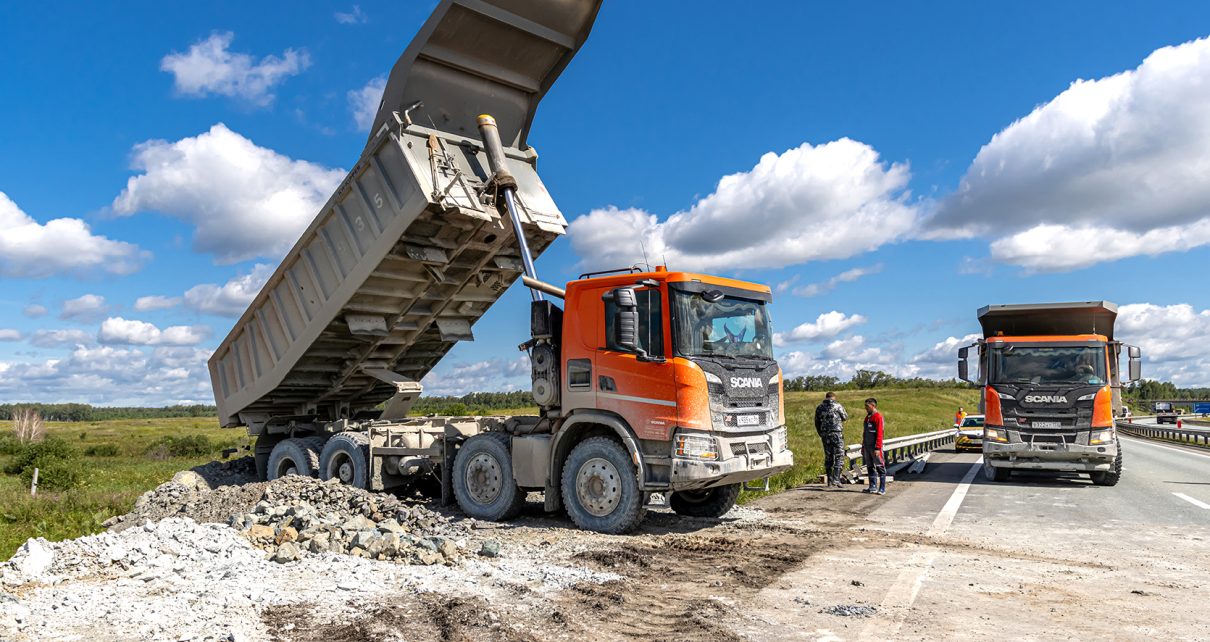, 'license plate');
1033,421,1061,428
737,414,760,426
